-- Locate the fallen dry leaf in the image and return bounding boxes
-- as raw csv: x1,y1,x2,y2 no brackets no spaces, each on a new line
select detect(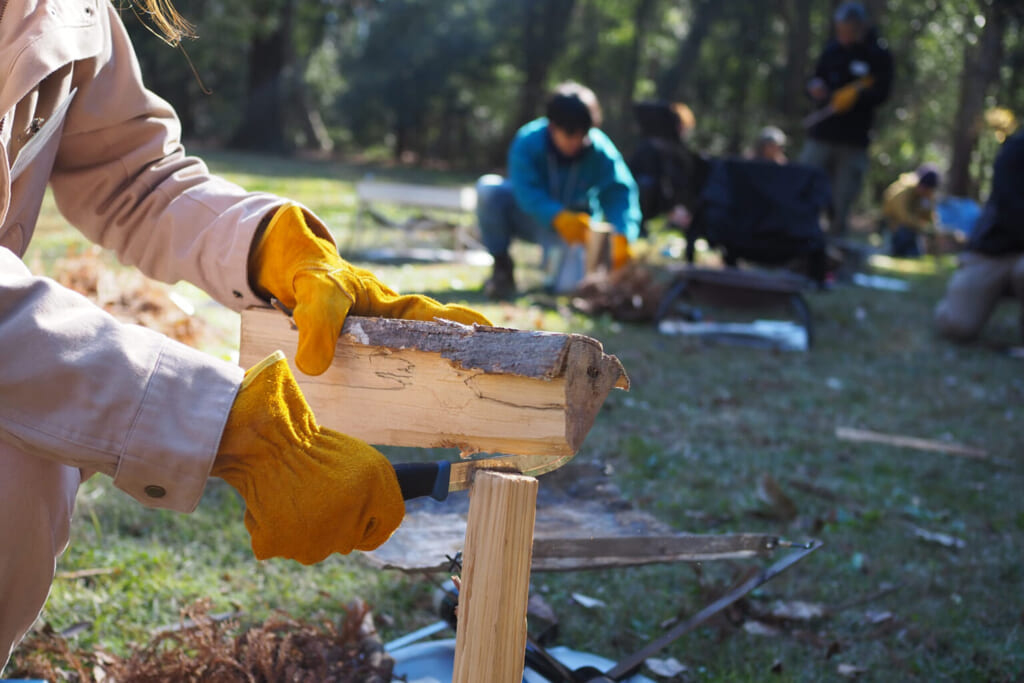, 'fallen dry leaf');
571,592,607,609
756,473,799,521
527,594,558,625
912,527,966,549
645,656,688,677
743,620,782,637
864,609,894,625
768,600,827,622
837,662,868,678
